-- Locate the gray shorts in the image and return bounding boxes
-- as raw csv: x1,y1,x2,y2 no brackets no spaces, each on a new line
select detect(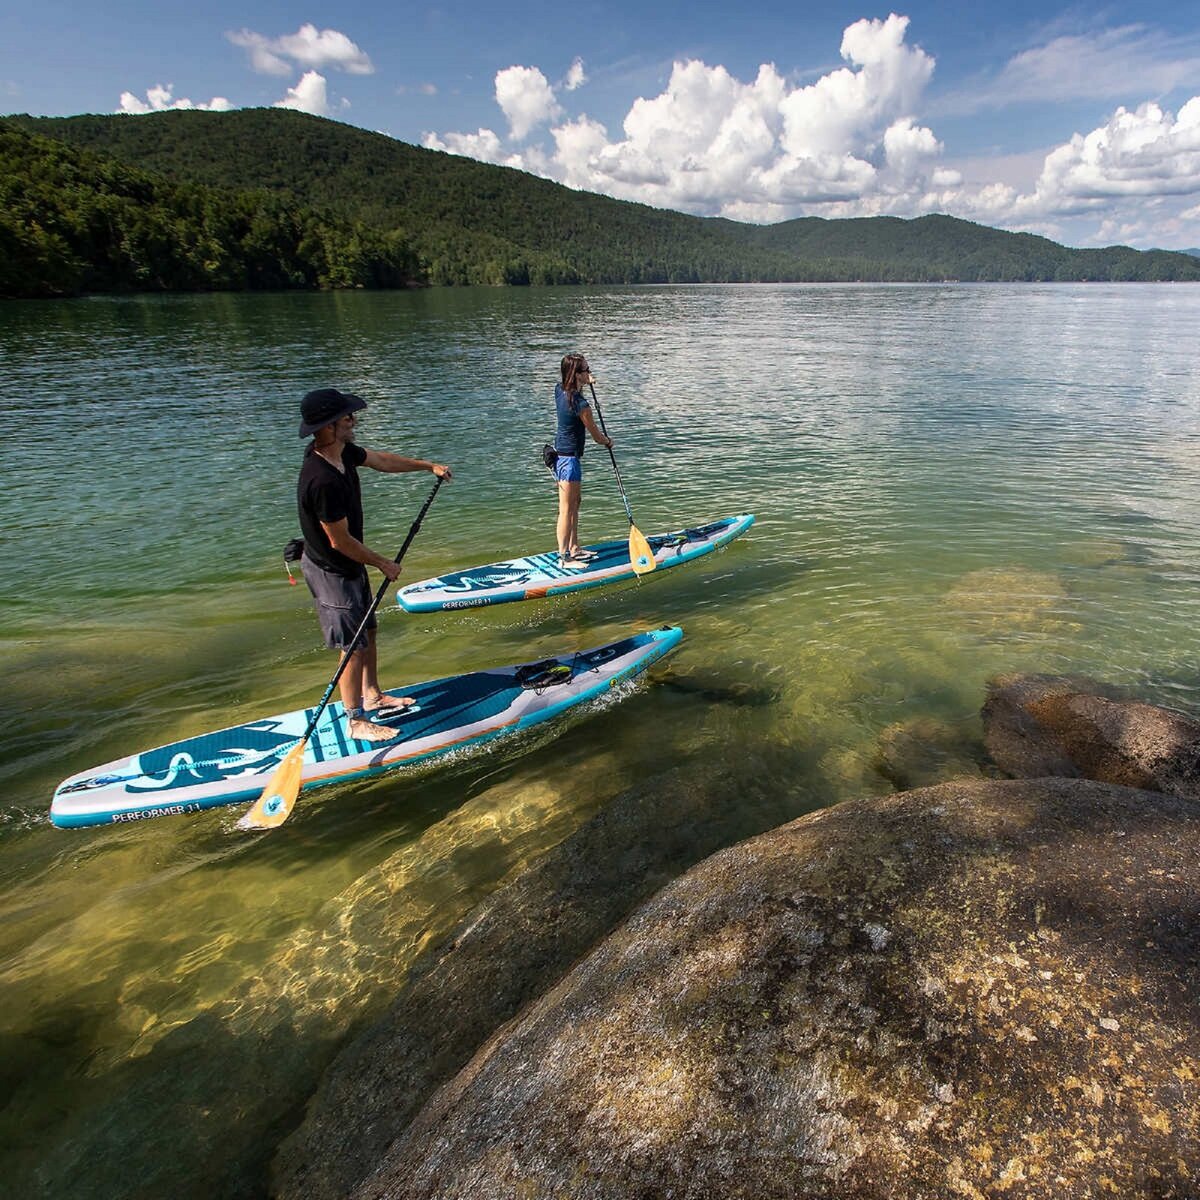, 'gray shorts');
301,557,376,651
